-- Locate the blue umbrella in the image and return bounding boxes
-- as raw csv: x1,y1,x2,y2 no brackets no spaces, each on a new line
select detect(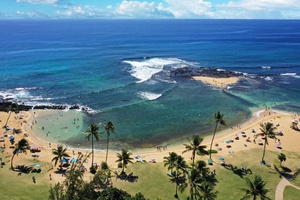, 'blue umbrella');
70,158,77,163
219,157,225,161
9,136,15,141
241,132,246,135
